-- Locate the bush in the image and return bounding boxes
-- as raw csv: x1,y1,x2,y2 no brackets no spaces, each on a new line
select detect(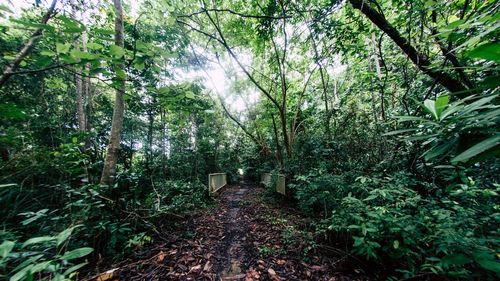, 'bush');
289,169,347,216
147,180,211,214
304,172,500,279
0,226,93,281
